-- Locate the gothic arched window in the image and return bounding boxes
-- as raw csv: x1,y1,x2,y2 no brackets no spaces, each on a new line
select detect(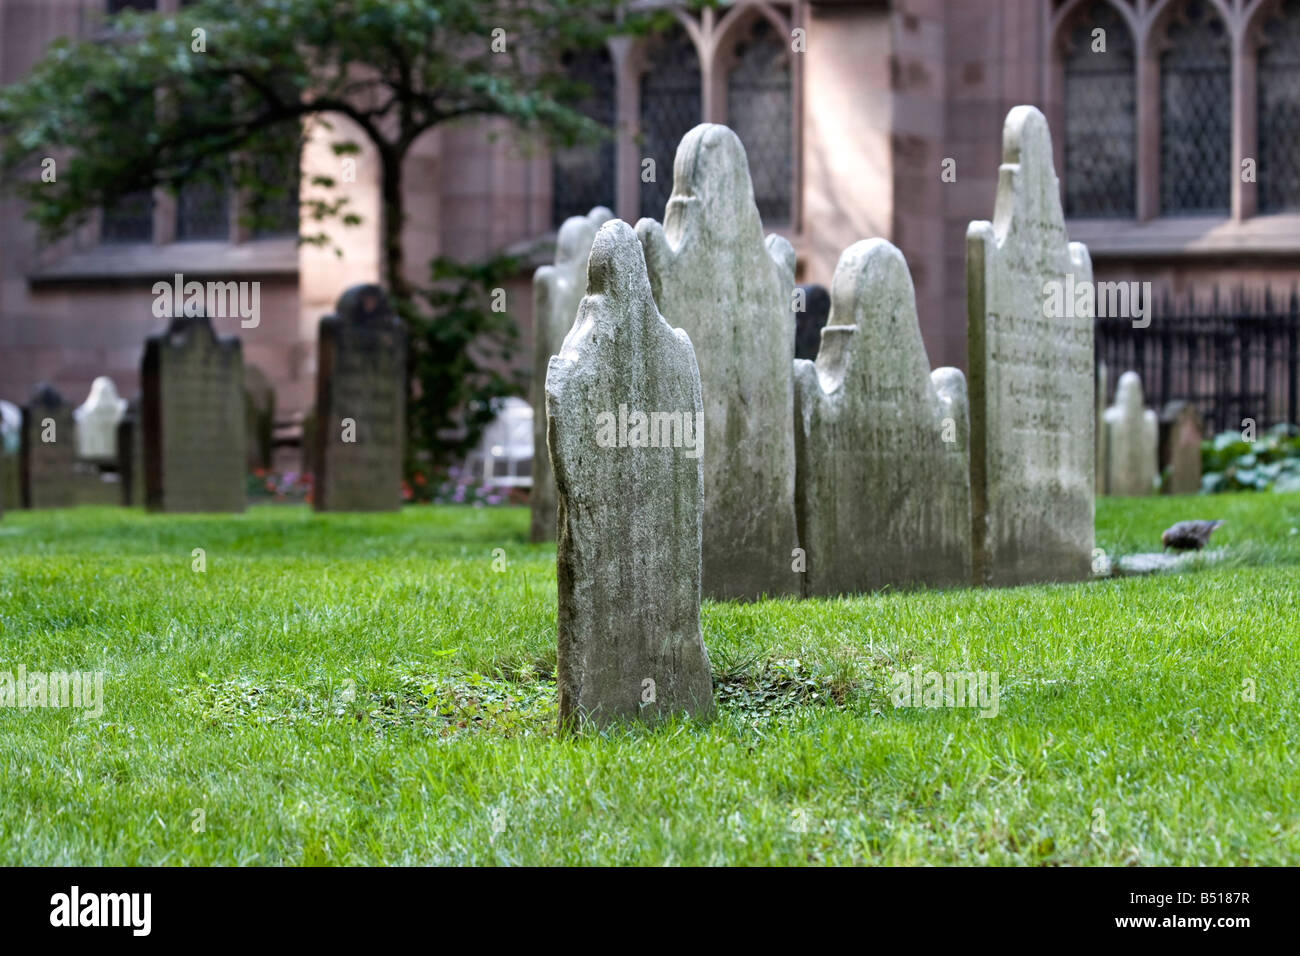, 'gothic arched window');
726,15,792,225
639,27,702,220
1160,0,1232,215
551,47,616,226
1259,0,1300,212
1062,1,1136,217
